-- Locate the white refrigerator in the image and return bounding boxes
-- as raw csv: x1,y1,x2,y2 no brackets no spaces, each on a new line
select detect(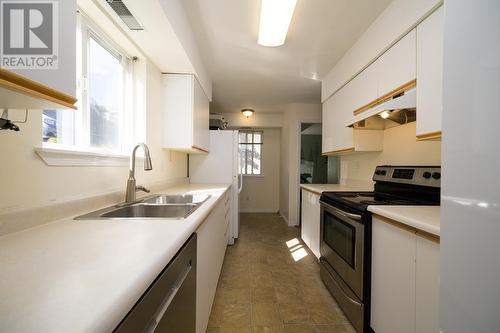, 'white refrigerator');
189,130,242,245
